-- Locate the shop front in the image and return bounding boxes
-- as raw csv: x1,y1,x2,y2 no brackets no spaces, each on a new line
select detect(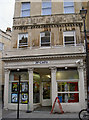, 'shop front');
3,58,86,112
